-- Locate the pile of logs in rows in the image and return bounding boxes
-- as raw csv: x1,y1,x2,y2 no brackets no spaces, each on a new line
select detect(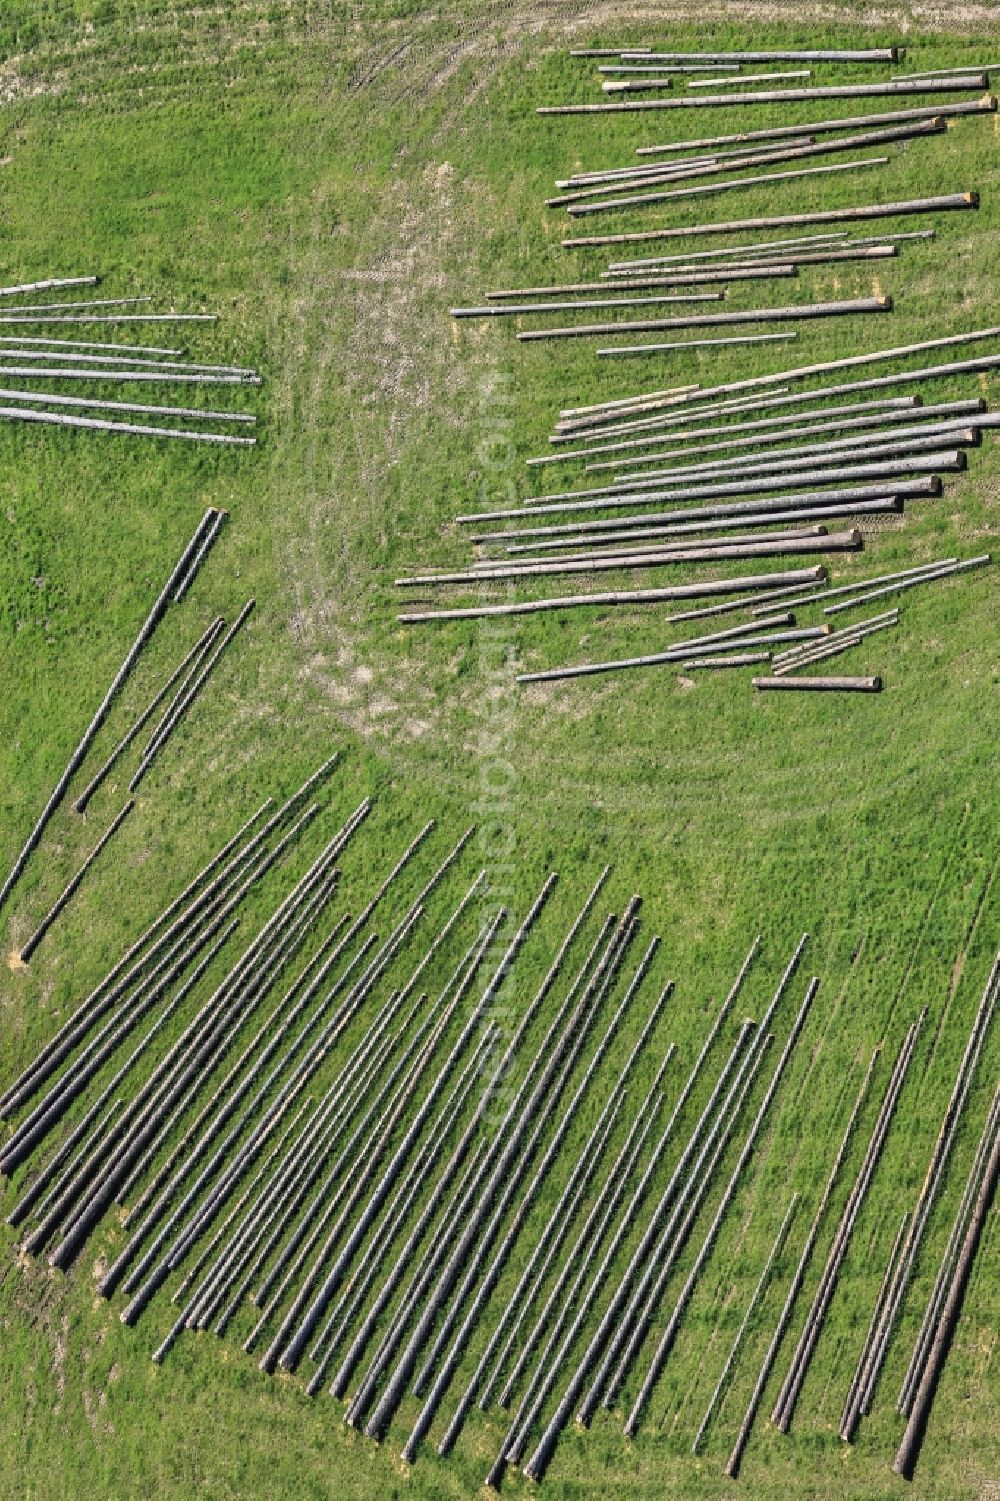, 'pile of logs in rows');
405,49,999,693
1,759,996,1487
0,274,260,445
